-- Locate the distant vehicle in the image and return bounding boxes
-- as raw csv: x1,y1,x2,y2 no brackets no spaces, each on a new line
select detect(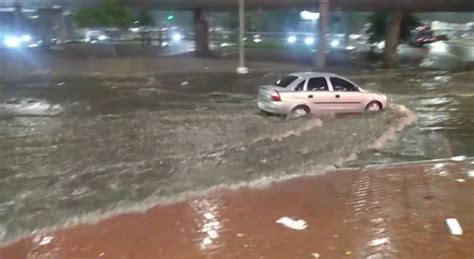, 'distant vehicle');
1,28,41,49
409,27,438,47
257,72,388,117
84,29,111,43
